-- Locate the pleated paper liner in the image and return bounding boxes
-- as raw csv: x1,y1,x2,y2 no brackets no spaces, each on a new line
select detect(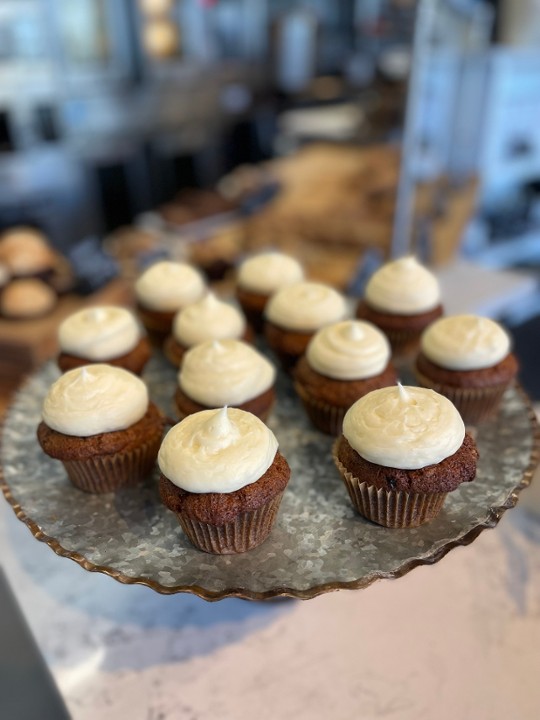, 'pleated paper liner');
382,327,422,358
332,444,447,528
62,435,162,494
176,491,286,554
415,369,510,425
163,335,187,368
294,382,346,436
